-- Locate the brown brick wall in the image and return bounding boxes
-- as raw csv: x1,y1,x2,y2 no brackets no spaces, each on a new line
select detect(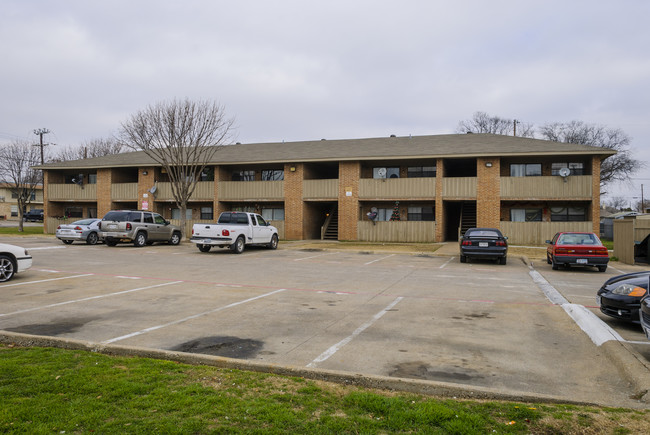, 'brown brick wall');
476,158,501,229
137,167,156,211
97,168,113,217
338,162,360,240
591,156,601,234
284,163,303,240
